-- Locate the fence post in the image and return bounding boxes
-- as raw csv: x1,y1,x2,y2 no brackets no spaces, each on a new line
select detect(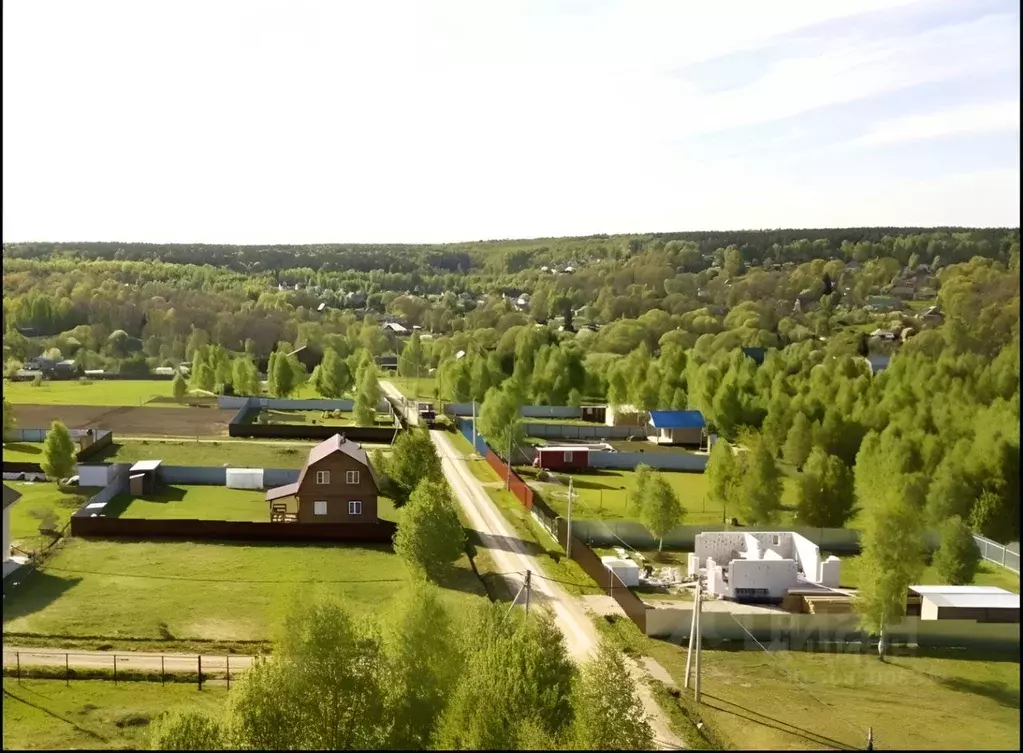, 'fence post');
113,654,117,685
161,655,165,687
198,655,203,690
